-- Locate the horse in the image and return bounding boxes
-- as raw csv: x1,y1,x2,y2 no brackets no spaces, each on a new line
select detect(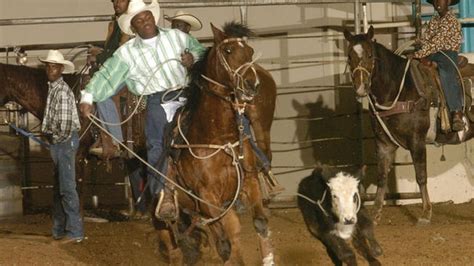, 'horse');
297,166,383,266
154,22,276,265
0,62,147,212
343,26,474,225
